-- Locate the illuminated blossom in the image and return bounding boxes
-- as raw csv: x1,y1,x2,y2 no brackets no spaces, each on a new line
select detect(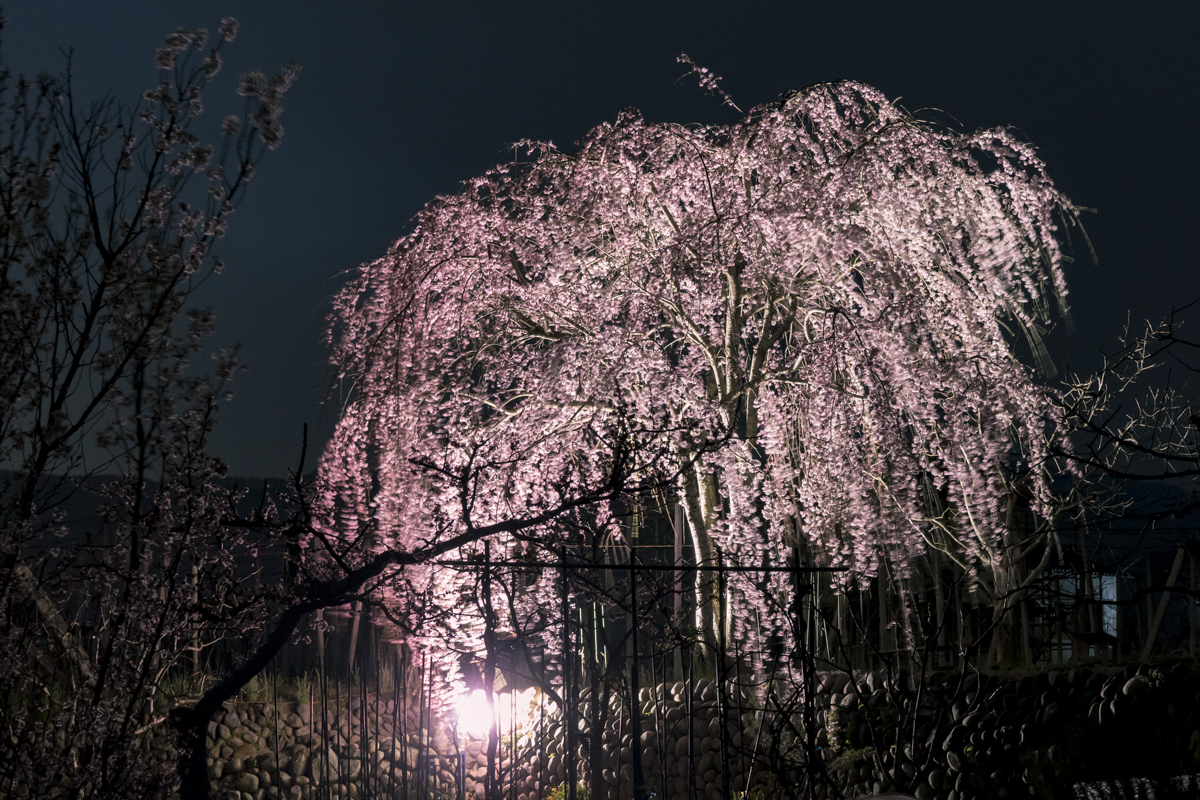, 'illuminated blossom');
324,80,1077,659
